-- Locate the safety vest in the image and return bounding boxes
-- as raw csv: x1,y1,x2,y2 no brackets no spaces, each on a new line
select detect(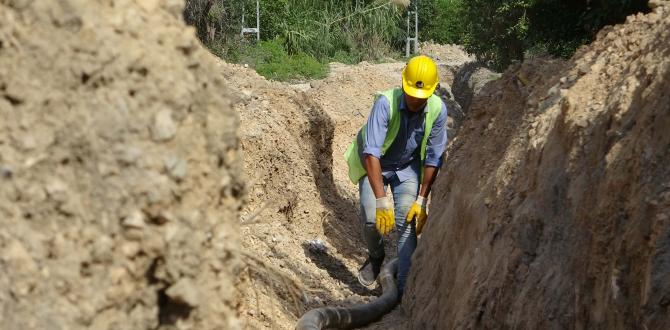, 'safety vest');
344,88,443,184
